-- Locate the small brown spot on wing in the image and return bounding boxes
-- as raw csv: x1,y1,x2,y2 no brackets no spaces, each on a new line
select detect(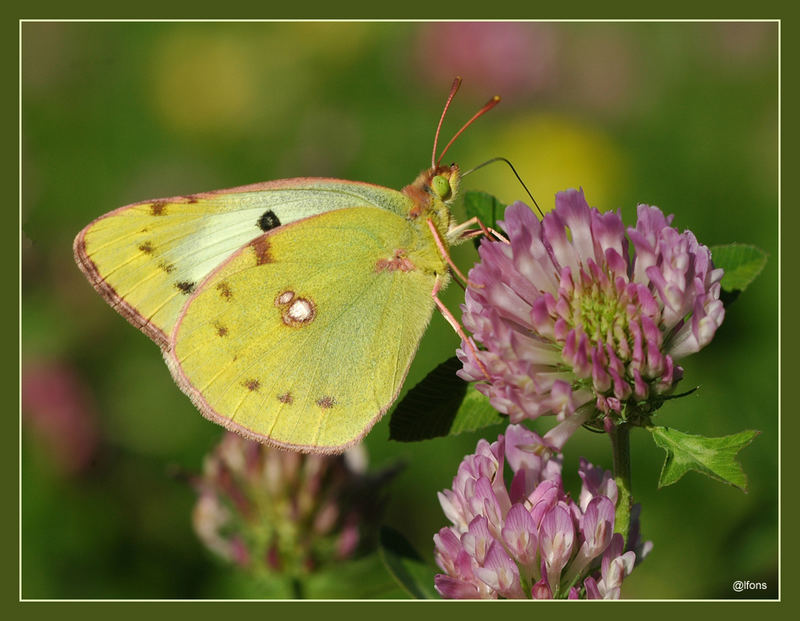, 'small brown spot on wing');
216,282,233,300
176,281,195,294
249,236,273,265
316,396,336,409
138,241,154,254
278,392,293,404
376,249,416,273
184,195,199,204
150,201,167,216
215,323,228,337
159,261,176,274
243,379,260,392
